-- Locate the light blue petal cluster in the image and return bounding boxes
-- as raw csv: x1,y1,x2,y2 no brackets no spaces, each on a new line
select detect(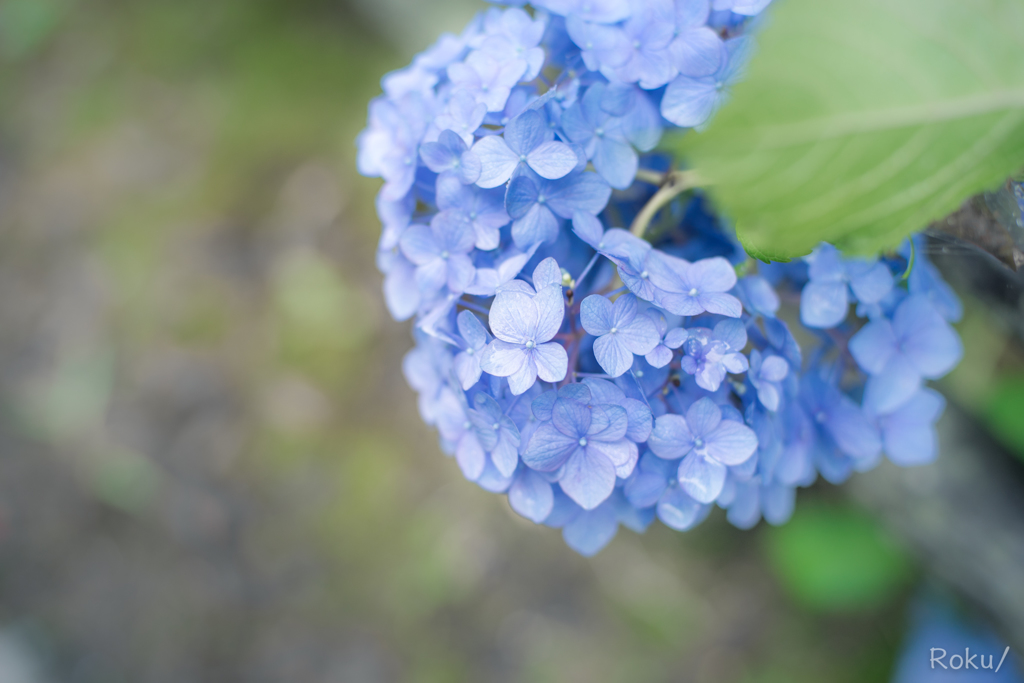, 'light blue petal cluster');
359,0,963,556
